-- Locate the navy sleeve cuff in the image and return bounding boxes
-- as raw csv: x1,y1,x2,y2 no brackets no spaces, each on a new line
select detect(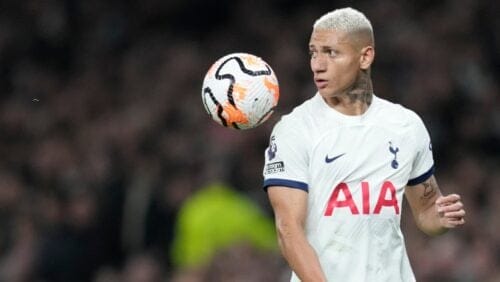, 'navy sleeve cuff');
407,165,435,186
263,178,308,192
